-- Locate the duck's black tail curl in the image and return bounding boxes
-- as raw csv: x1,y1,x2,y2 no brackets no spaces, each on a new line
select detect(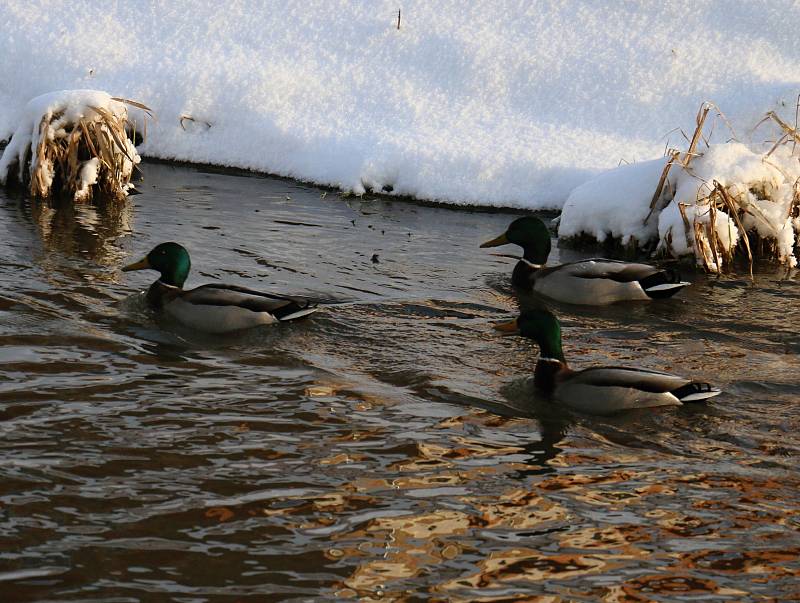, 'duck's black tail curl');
274,297,318,321
640,268,690,299
671,381,722,403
